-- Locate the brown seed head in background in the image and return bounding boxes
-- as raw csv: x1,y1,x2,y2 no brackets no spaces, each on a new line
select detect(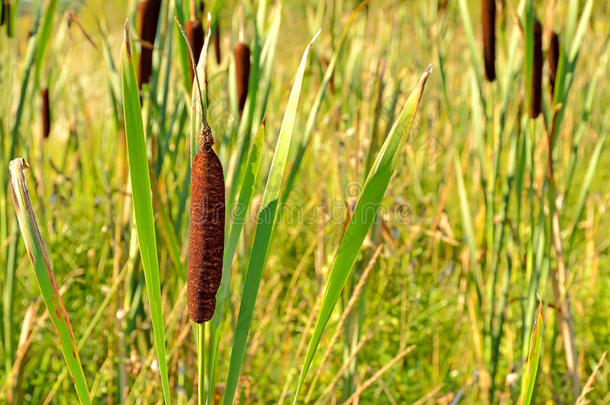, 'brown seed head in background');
482,0,496,82
213,21,221,64
41,88,51,139
234,42,251,116
548,31,559,100
137,0,162,89
530,18,543,118
1,2,7,27
186,19,204,87
188,144,225,323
